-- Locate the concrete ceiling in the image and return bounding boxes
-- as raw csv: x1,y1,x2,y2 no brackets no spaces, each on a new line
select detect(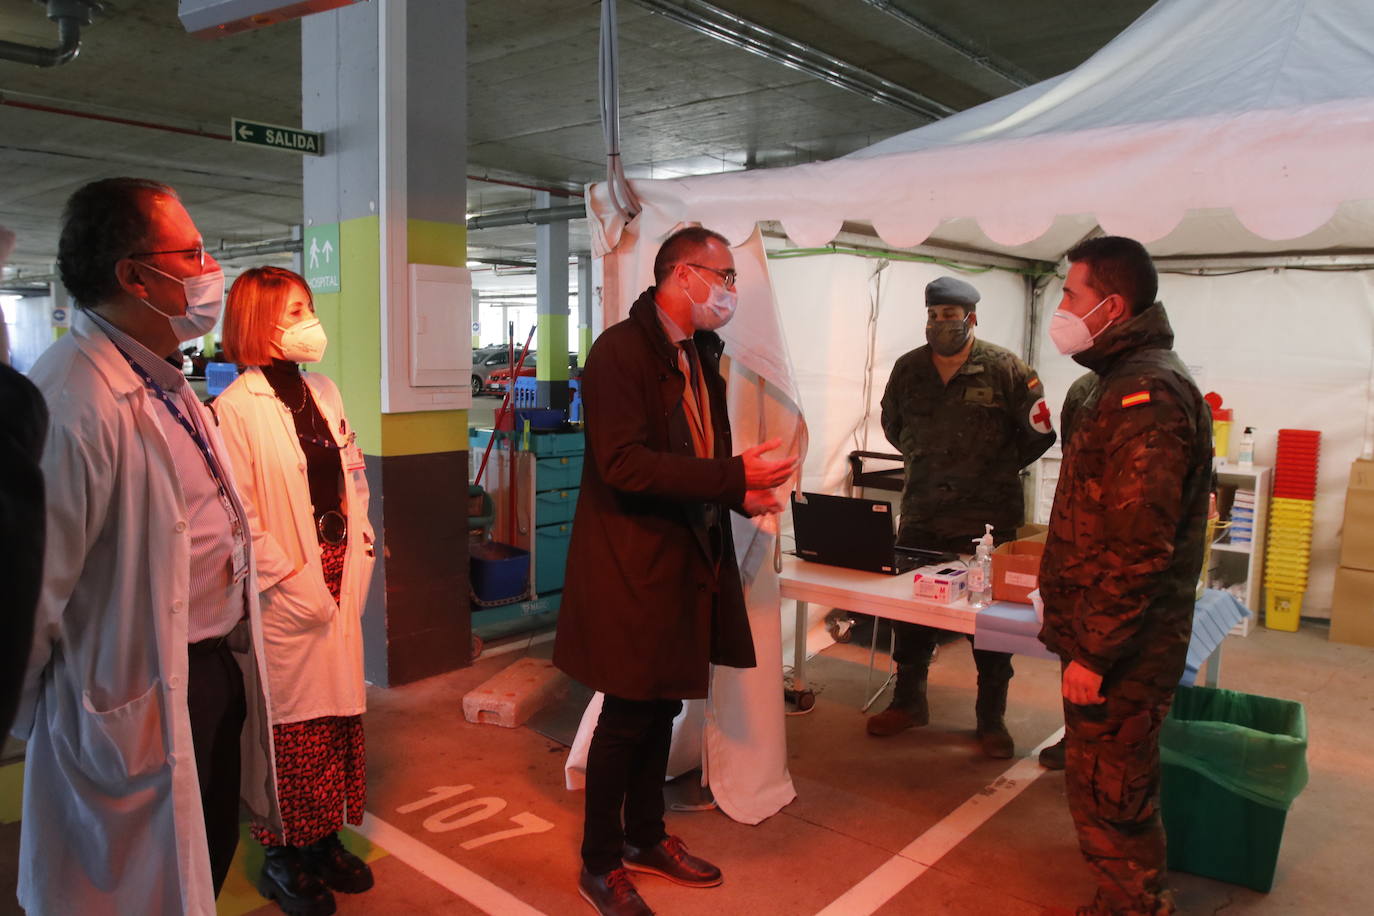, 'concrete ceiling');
0,0,1153,283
